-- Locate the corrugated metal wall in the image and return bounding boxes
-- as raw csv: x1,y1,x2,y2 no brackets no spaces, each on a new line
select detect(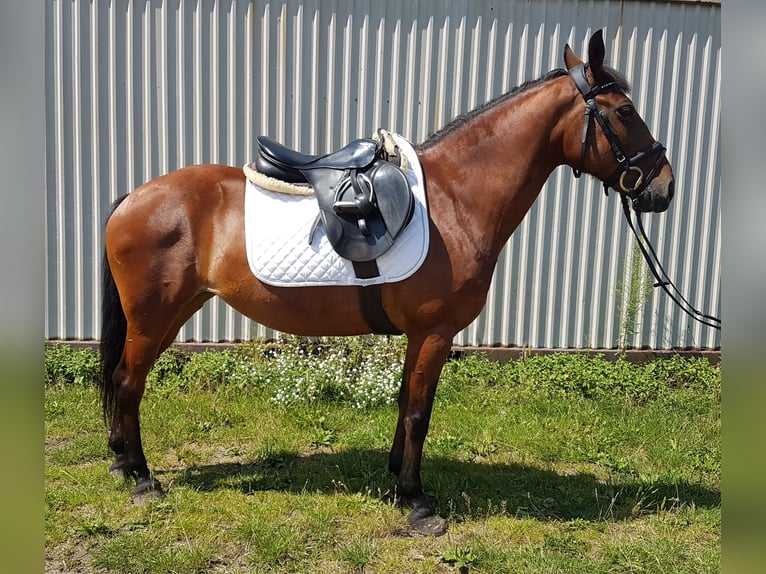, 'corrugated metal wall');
45,0,721,349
